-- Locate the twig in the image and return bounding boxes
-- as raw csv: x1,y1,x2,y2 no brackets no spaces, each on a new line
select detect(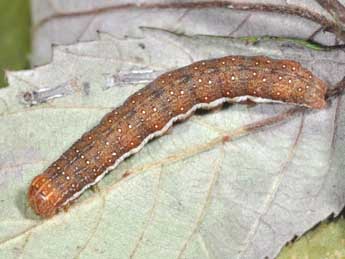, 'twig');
315,0,345,25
